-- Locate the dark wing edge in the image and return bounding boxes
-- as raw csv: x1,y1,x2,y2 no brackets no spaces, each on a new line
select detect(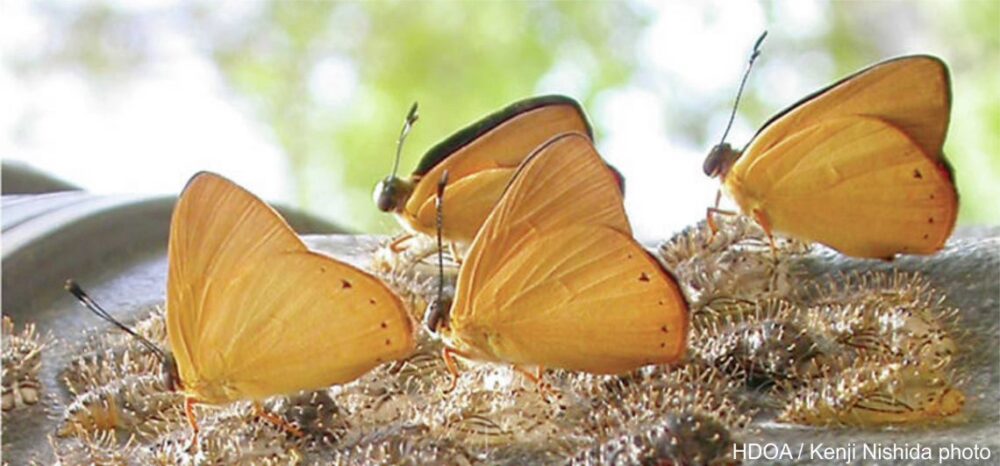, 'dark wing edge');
413,95,594,176
742,54,951,153
644,248,691,356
